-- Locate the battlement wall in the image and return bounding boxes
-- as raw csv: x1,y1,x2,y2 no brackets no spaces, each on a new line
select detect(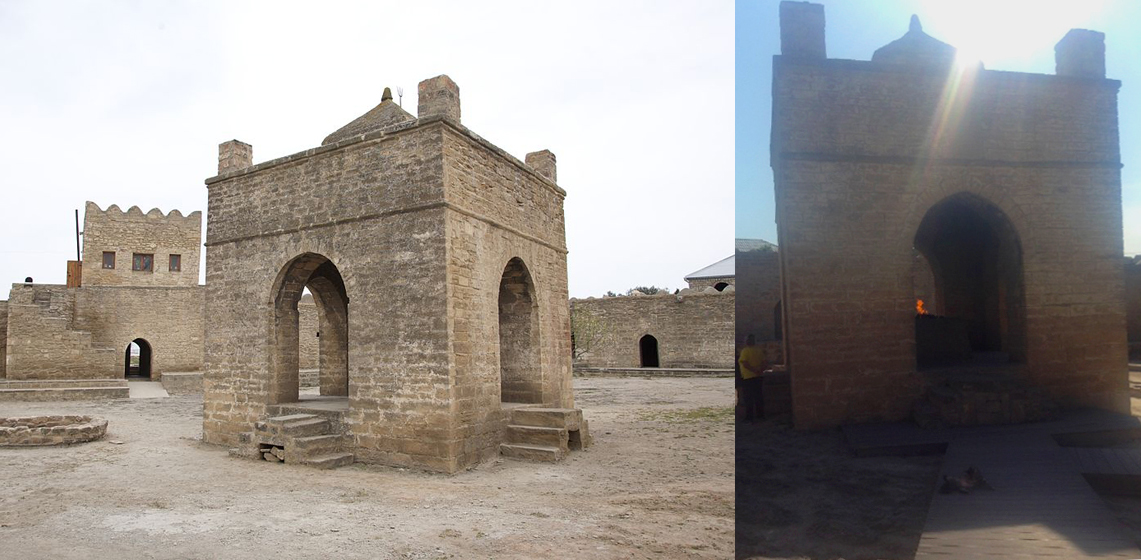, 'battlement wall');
82,202,202,288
